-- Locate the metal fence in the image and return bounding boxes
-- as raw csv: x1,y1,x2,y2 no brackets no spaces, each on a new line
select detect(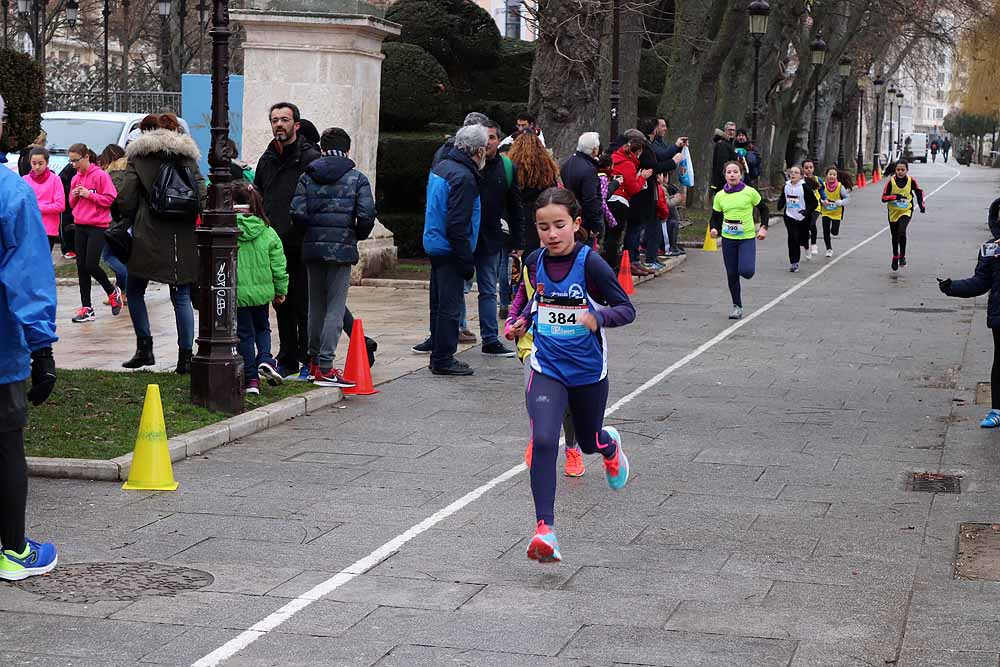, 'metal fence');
45,91,182,115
